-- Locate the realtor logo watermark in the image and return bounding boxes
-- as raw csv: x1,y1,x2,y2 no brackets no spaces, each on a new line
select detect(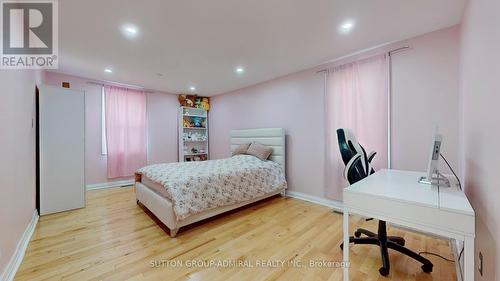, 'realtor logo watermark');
1,0,58,69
